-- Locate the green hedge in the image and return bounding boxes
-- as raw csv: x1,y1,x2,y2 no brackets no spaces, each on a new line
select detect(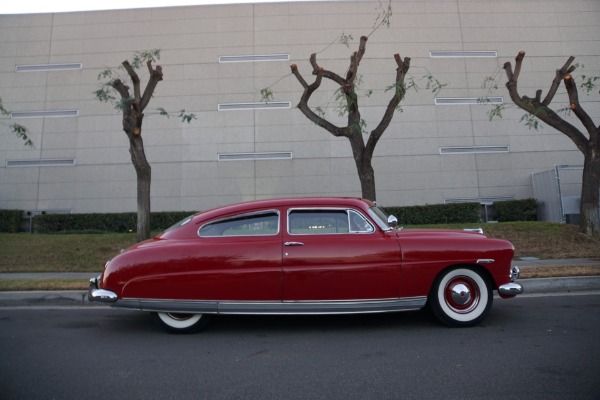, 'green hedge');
383,203,480,225
494,198,537,222
7,198,538,233
0,209,23,233
33,211,197,233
